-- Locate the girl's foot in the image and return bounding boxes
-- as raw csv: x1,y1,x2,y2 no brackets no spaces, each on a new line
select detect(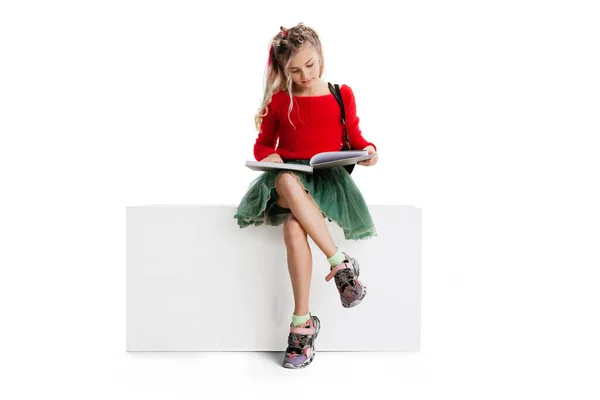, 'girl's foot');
325,253,367,308
282,315,321,369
